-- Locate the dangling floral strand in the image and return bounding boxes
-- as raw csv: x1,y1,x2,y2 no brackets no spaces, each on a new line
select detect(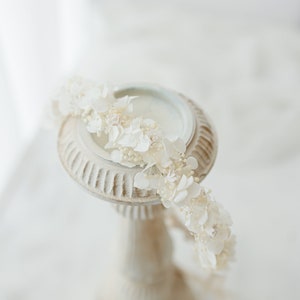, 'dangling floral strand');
52,76,235,270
